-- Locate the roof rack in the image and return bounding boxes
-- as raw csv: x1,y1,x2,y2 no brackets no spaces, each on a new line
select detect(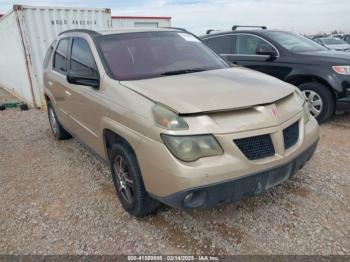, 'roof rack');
206,29,221,35
232,25,267,31
59,29,101,37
